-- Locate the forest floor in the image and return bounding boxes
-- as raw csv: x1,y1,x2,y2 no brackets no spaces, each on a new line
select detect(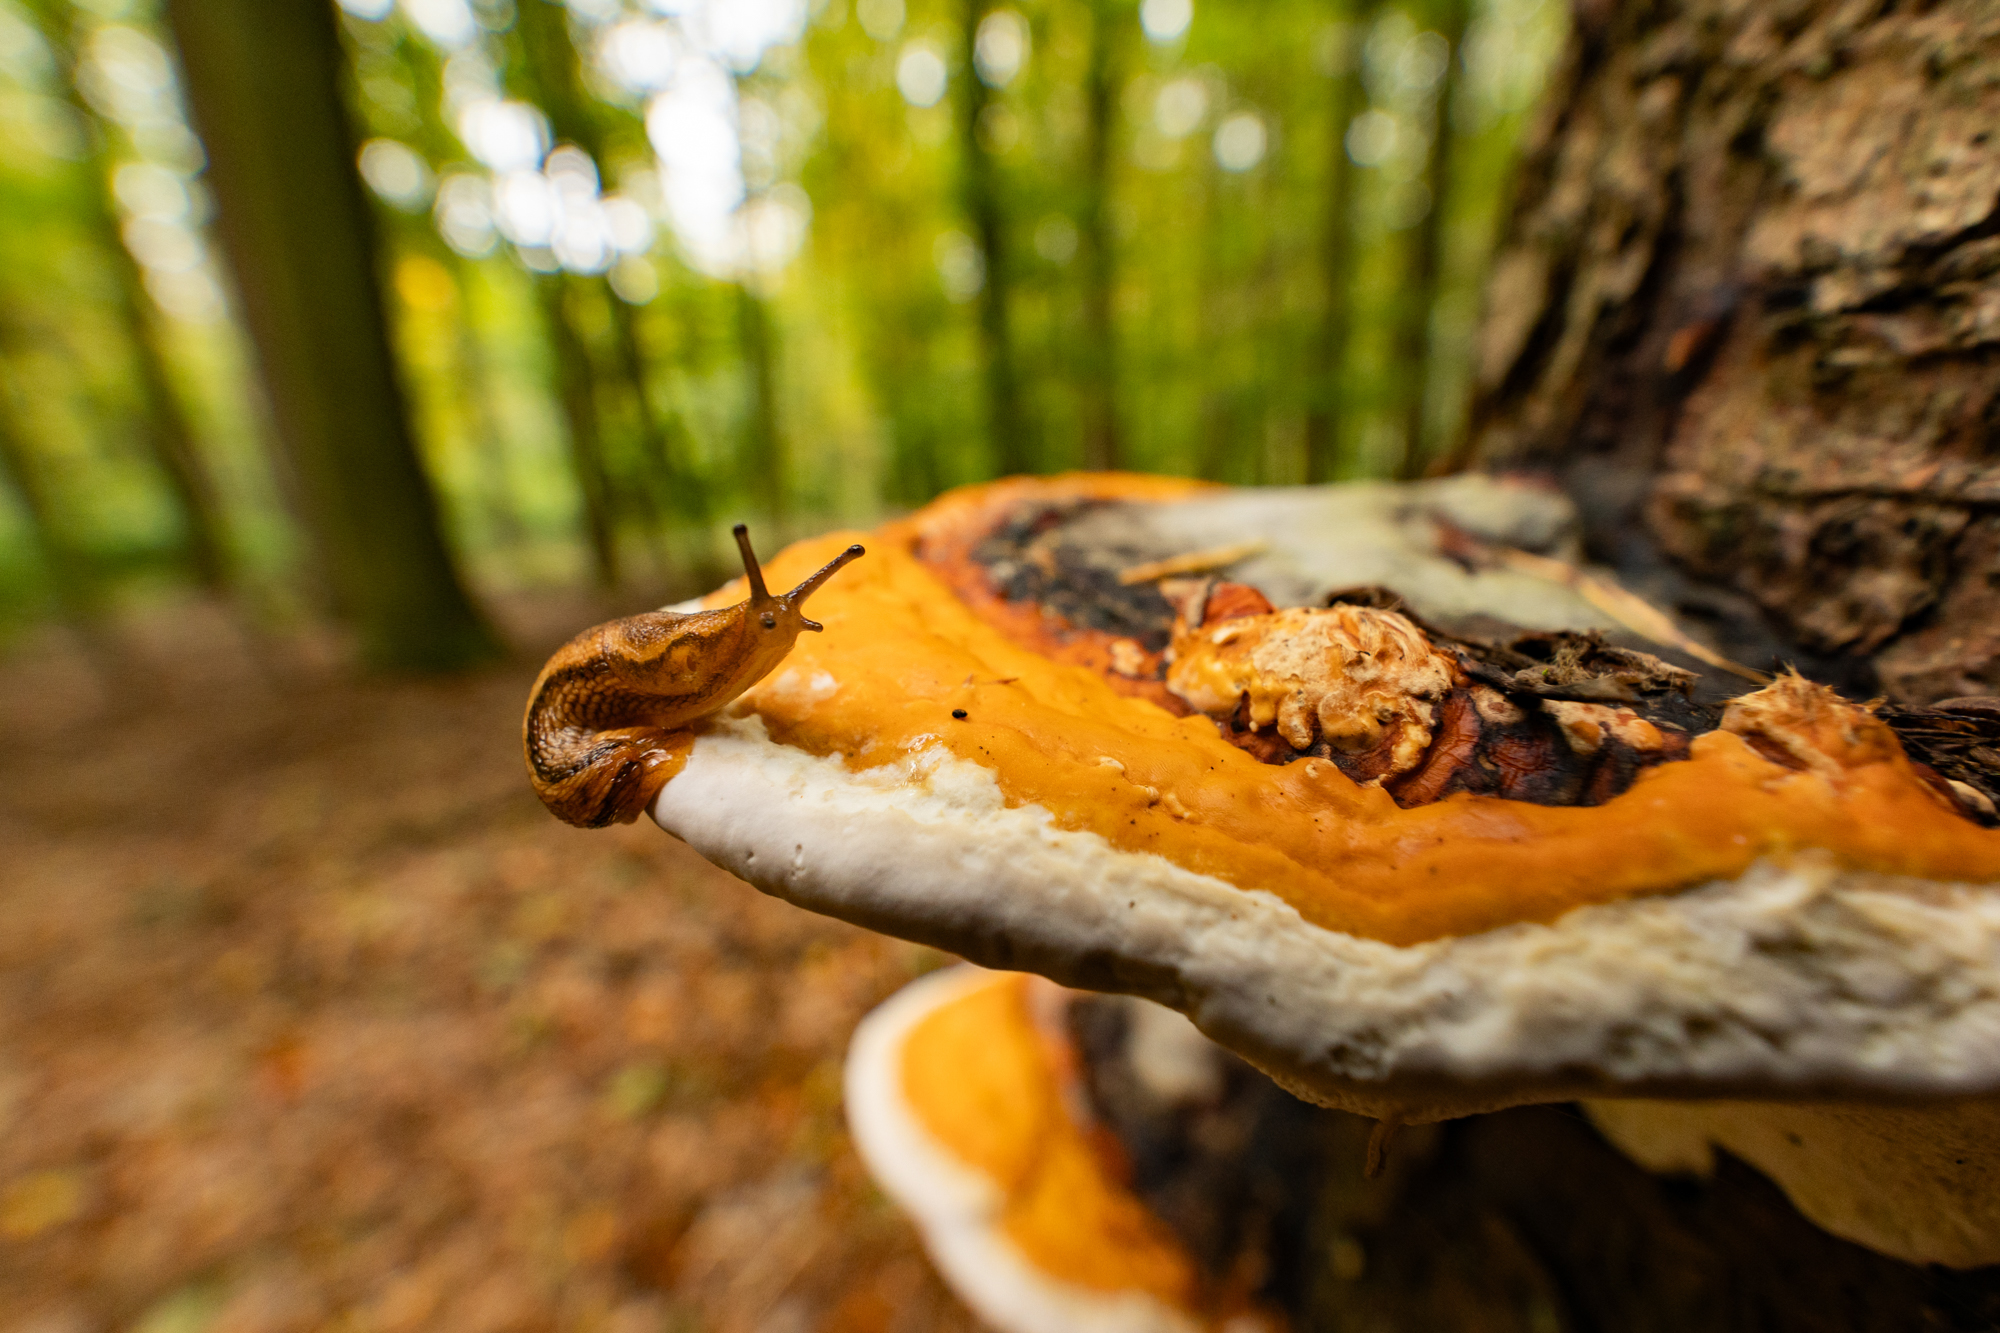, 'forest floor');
0,595,977,1333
